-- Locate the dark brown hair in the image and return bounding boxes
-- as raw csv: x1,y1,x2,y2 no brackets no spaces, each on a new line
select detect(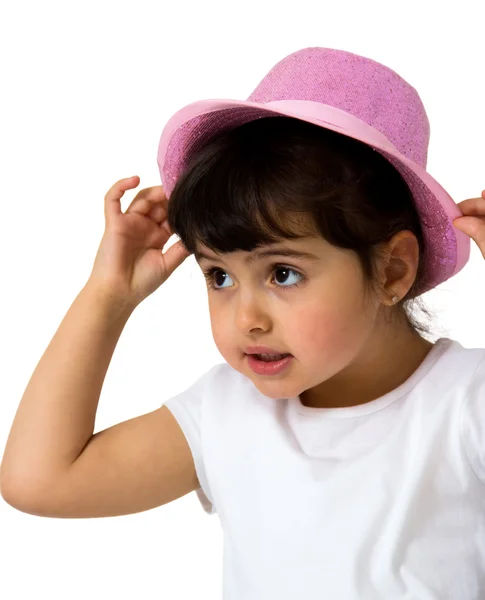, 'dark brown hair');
166,115,433,336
